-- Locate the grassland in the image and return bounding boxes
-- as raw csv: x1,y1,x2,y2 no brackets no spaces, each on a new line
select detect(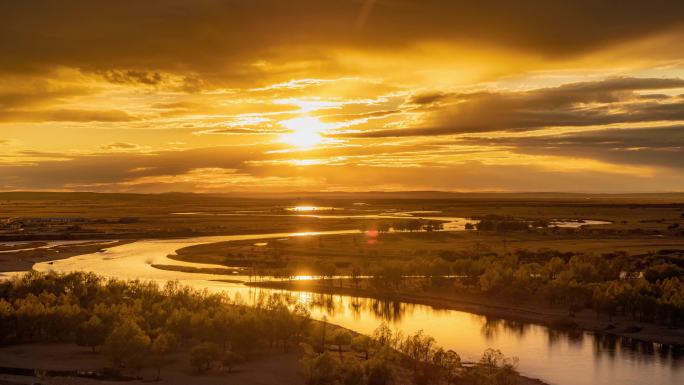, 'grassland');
173,231,684,277
1,191,682,243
